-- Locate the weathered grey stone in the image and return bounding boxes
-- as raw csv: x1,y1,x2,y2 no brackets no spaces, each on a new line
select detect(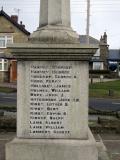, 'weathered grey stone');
30,25,80,44
29,0,80,44
29,25,80,44
39,0,70,27
6,0,99,159
6,129,98,160
6,37,98,160
16,61,89,139
96,140,111,160
8,43,97,61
